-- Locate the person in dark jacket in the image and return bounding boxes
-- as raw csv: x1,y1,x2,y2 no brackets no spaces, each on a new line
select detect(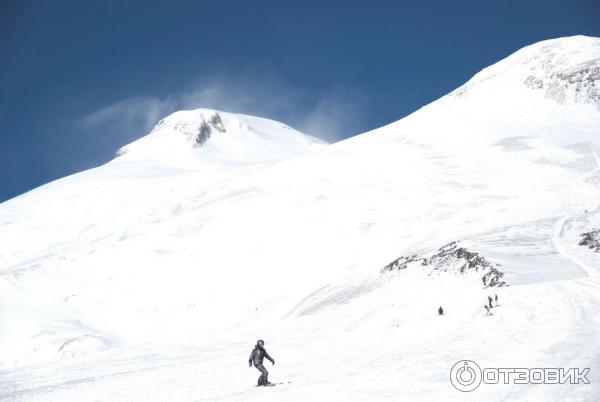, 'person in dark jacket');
438,306,444,315
248,339,275,386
